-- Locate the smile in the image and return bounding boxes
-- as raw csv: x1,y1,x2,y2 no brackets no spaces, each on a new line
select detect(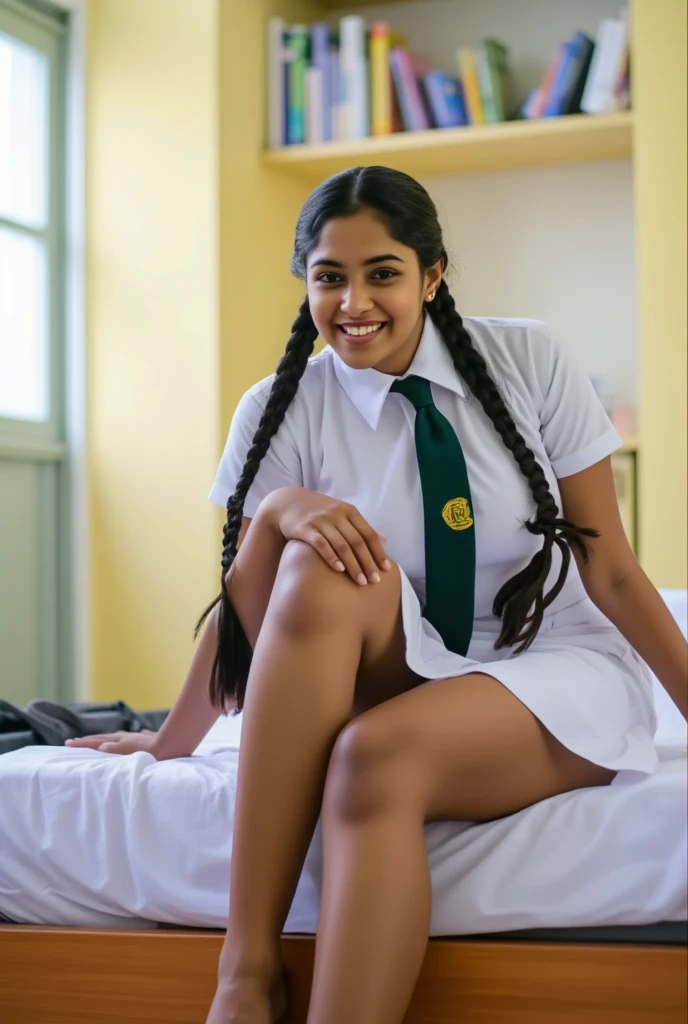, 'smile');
337,322,387,341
